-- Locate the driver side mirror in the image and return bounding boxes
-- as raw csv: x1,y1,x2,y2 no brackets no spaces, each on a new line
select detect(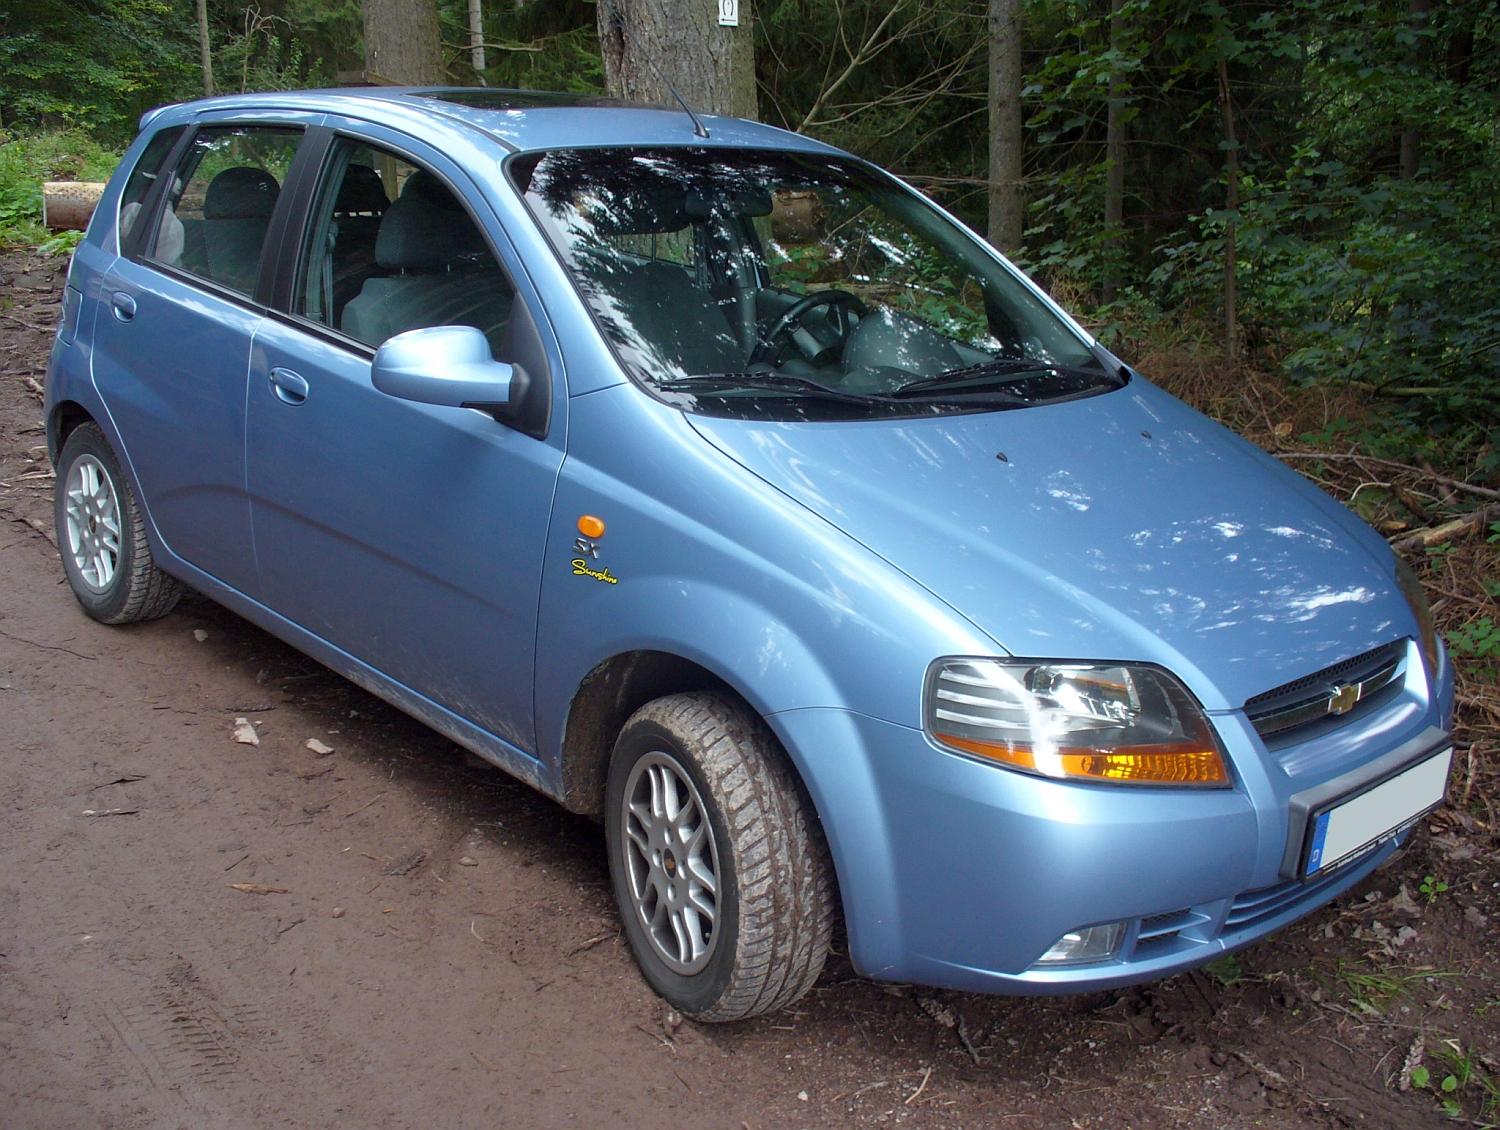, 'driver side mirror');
372,325,529,418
